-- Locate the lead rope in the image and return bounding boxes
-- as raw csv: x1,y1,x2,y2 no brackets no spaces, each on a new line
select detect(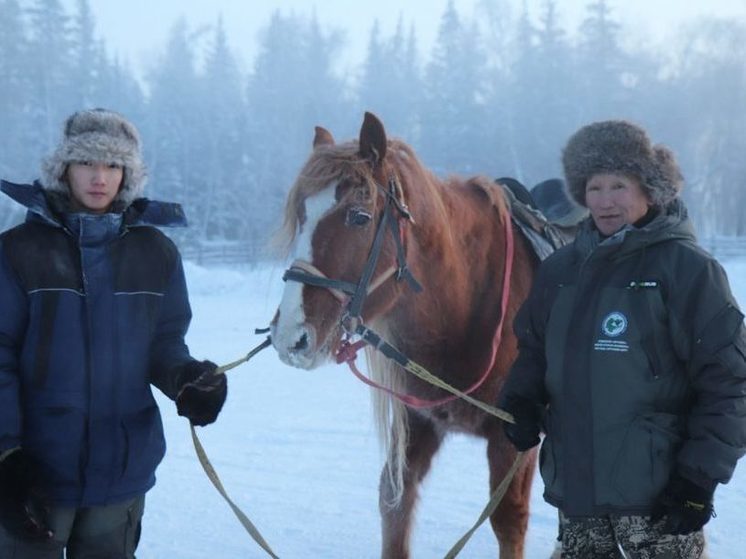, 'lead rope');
444,451,525,559
343,322,524,558
189,336,281,559
193,332,521,559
